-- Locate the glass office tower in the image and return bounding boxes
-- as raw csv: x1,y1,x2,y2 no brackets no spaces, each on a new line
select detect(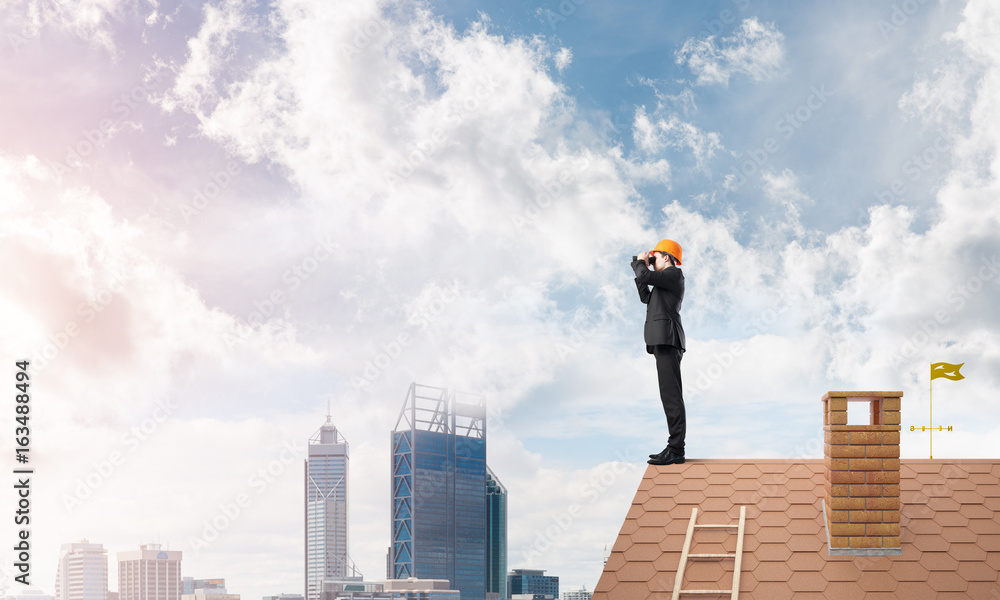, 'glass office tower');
305,413,357,600
485,467,507,600
390,383,489,600
508,569,559,598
